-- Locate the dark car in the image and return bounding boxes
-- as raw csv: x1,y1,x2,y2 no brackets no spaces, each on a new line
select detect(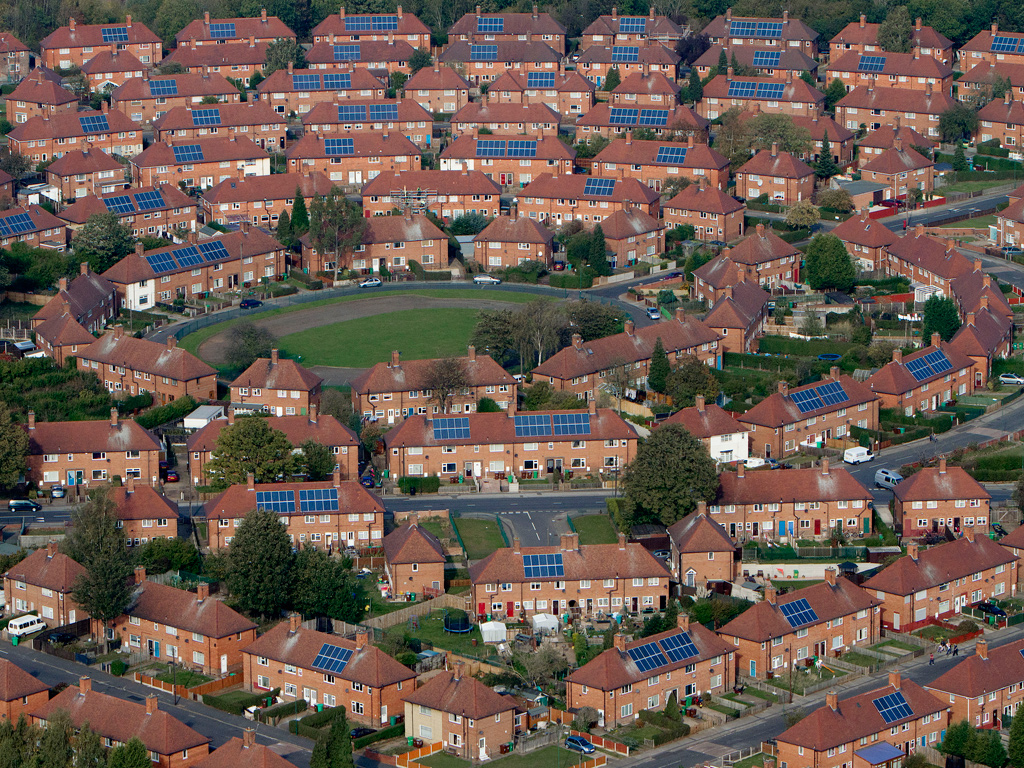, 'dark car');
992,523,1008,537
974,601,1007,618
240,299,263,309
349,728,375,740
47,632,75,645
359,473,376,488
165,469,180,483
8,499,41,513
